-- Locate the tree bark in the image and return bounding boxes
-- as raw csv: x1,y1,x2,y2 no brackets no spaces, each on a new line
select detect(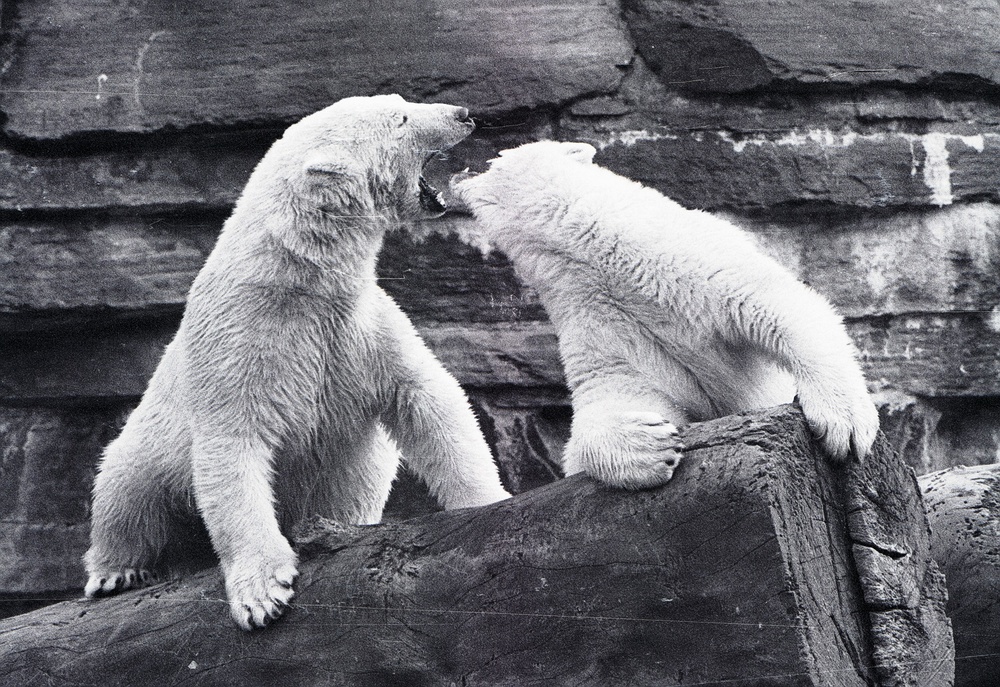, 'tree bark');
0,406,952,687
920,464,1000,687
